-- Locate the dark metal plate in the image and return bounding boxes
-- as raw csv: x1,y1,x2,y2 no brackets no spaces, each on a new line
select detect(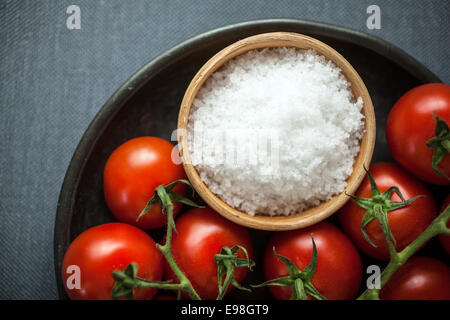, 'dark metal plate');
54,19,445,300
